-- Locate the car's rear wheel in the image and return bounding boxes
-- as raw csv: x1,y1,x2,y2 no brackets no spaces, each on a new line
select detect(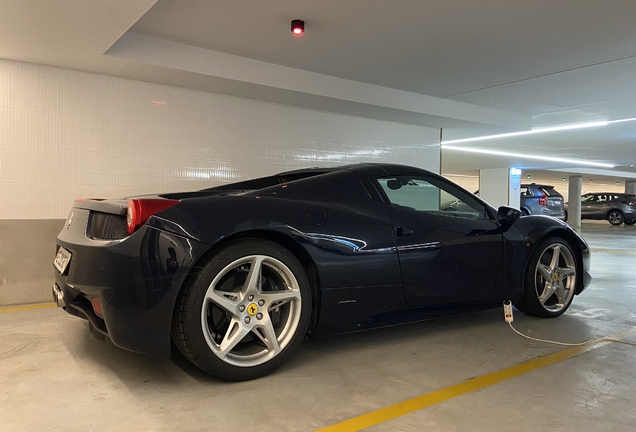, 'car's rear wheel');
172,239,312,381
515,237,577,318
624,219,635,226
607,210,625,226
